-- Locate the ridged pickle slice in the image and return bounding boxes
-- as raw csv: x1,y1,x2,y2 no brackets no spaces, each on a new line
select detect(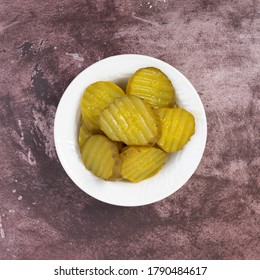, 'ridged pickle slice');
120,146,167,183
155,108,195,152
126,67,175,108
78,124,92,151
81,134,122,180
81,81,125,132
100,95,159,145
